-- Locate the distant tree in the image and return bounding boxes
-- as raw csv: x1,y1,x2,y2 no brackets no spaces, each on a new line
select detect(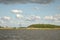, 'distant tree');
13,27,16,29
